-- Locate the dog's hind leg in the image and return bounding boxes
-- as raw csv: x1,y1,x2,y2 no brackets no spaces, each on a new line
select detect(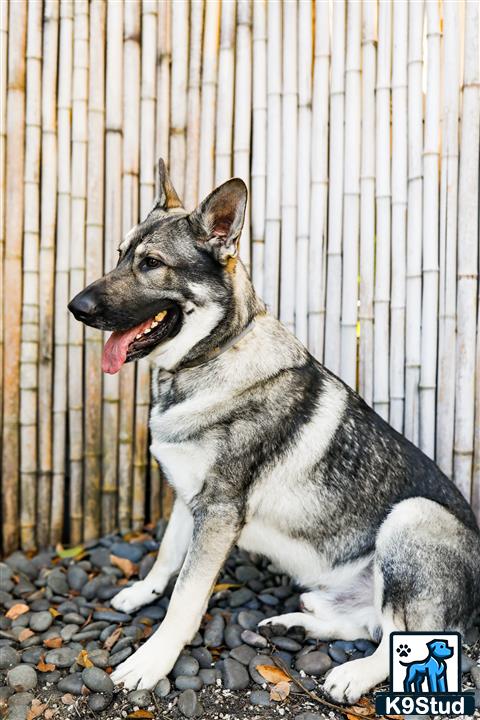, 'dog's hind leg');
112,497,193,613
